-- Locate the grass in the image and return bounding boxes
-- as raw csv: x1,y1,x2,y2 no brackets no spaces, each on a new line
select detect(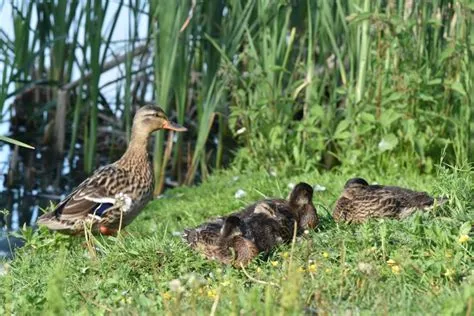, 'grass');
0,163,472,314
